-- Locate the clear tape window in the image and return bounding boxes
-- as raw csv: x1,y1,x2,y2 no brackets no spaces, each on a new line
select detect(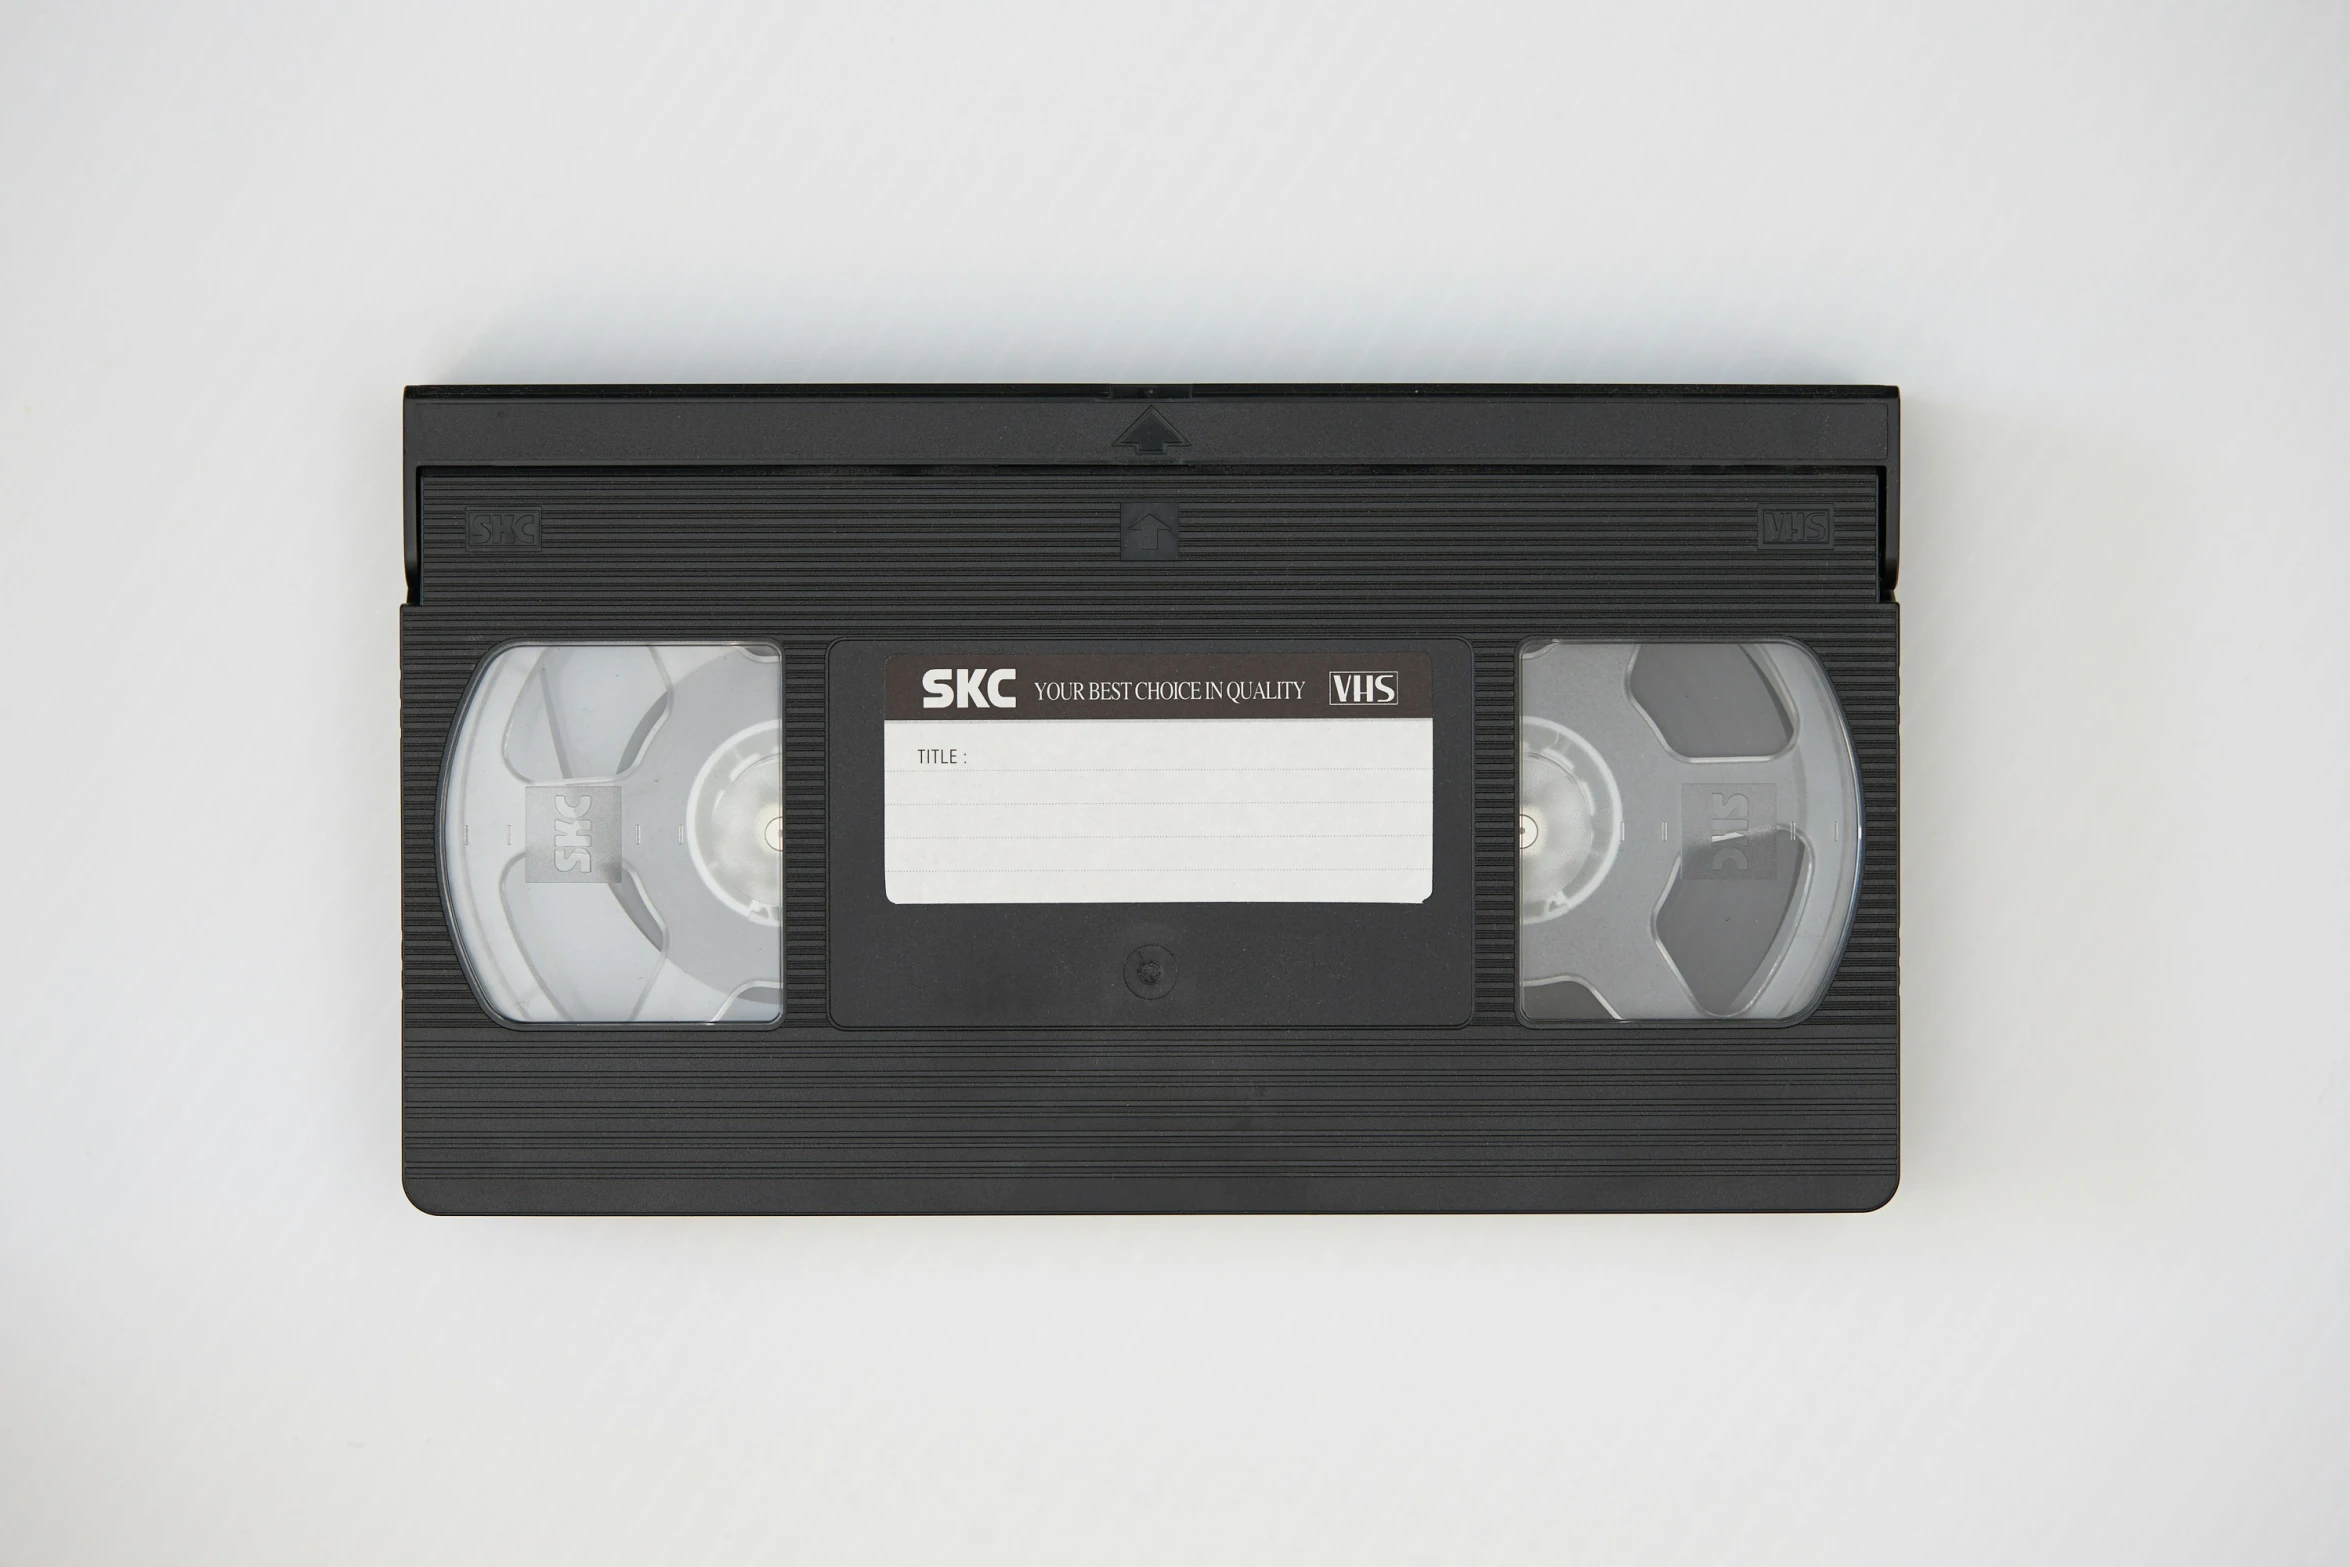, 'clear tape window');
441,643,783,1024
1518,640,1861,1022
